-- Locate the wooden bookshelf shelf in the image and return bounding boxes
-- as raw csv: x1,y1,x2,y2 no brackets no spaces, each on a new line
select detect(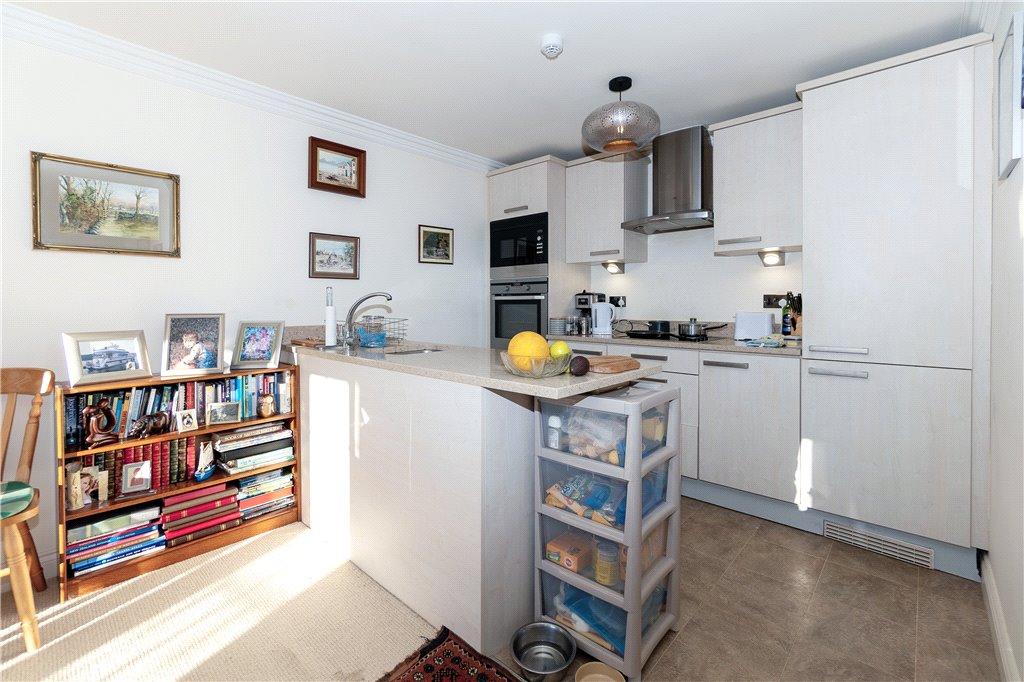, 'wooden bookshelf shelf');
63,413,296,458
66,506,299,598
55,365,302,602
65,458,297,522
